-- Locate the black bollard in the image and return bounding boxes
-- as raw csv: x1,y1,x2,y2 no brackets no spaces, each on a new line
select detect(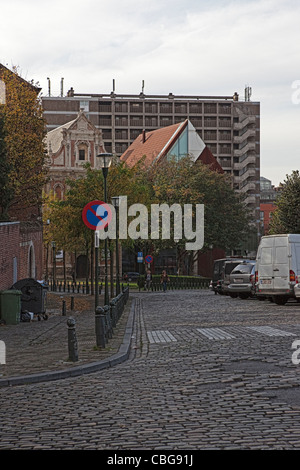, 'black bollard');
95,306,106,348
67,317,78,362
70,296,74,310
62,299,66,316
